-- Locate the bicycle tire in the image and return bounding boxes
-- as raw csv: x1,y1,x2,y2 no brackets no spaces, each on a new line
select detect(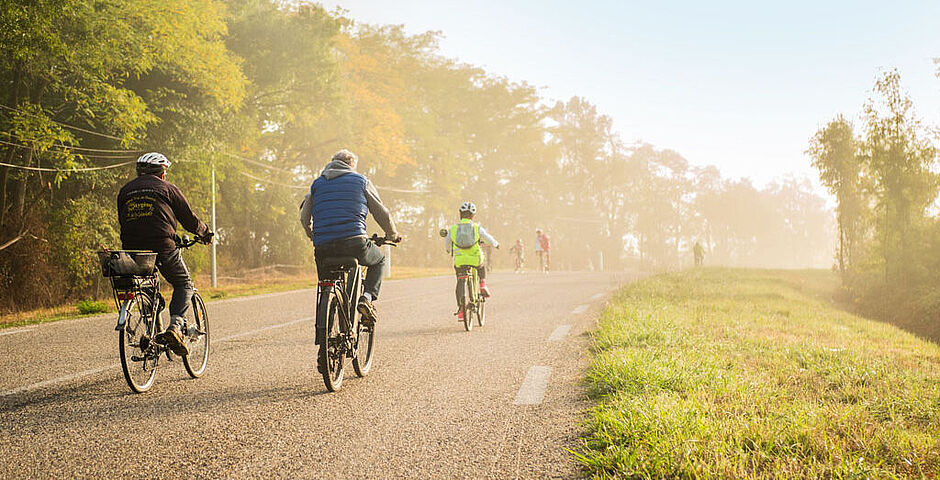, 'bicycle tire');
352,274,374,377
182,292,210,378
477,297,486,327
119,295,157,393
463,279,473,332
318,291,345,391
